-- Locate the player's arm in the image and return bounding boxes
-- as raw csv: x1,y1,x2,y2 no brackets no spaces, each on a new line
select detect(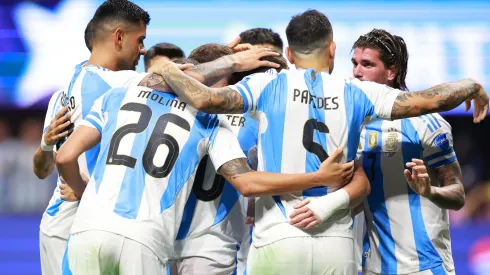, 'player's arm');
405,159,465,210
218,149,354,197
33,103,71,179
55,126,100,199
289,161,371,229
391,79,488,123
153,50,279,114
